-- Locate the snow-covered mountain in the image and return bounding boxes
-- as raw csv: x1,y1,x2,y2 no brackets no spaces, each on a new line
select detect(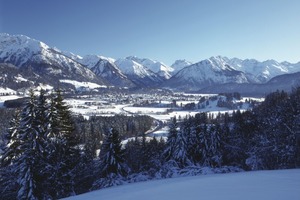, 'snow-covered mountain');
164,56,300,92
171,59,193,74
198,71,300,96
79,55,136,87
0,63,34,90
77,55,114,69
225,57,299,83
0,33,48,66
1,33,300,94
65,53,135,87
0,33,105,89
126,56,174,79
115,58,163,87
164,56,250,91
